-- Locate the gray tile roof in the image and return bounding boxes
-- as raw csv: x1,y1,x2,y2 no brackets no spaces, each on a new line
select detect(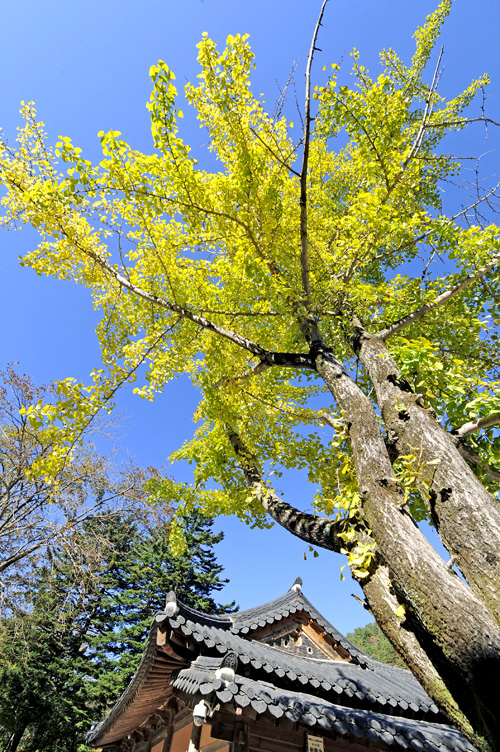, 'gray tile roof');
173,659,476,752
87,584,477,752
161,584,367,663
229,586,367,663
162,610,439,717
